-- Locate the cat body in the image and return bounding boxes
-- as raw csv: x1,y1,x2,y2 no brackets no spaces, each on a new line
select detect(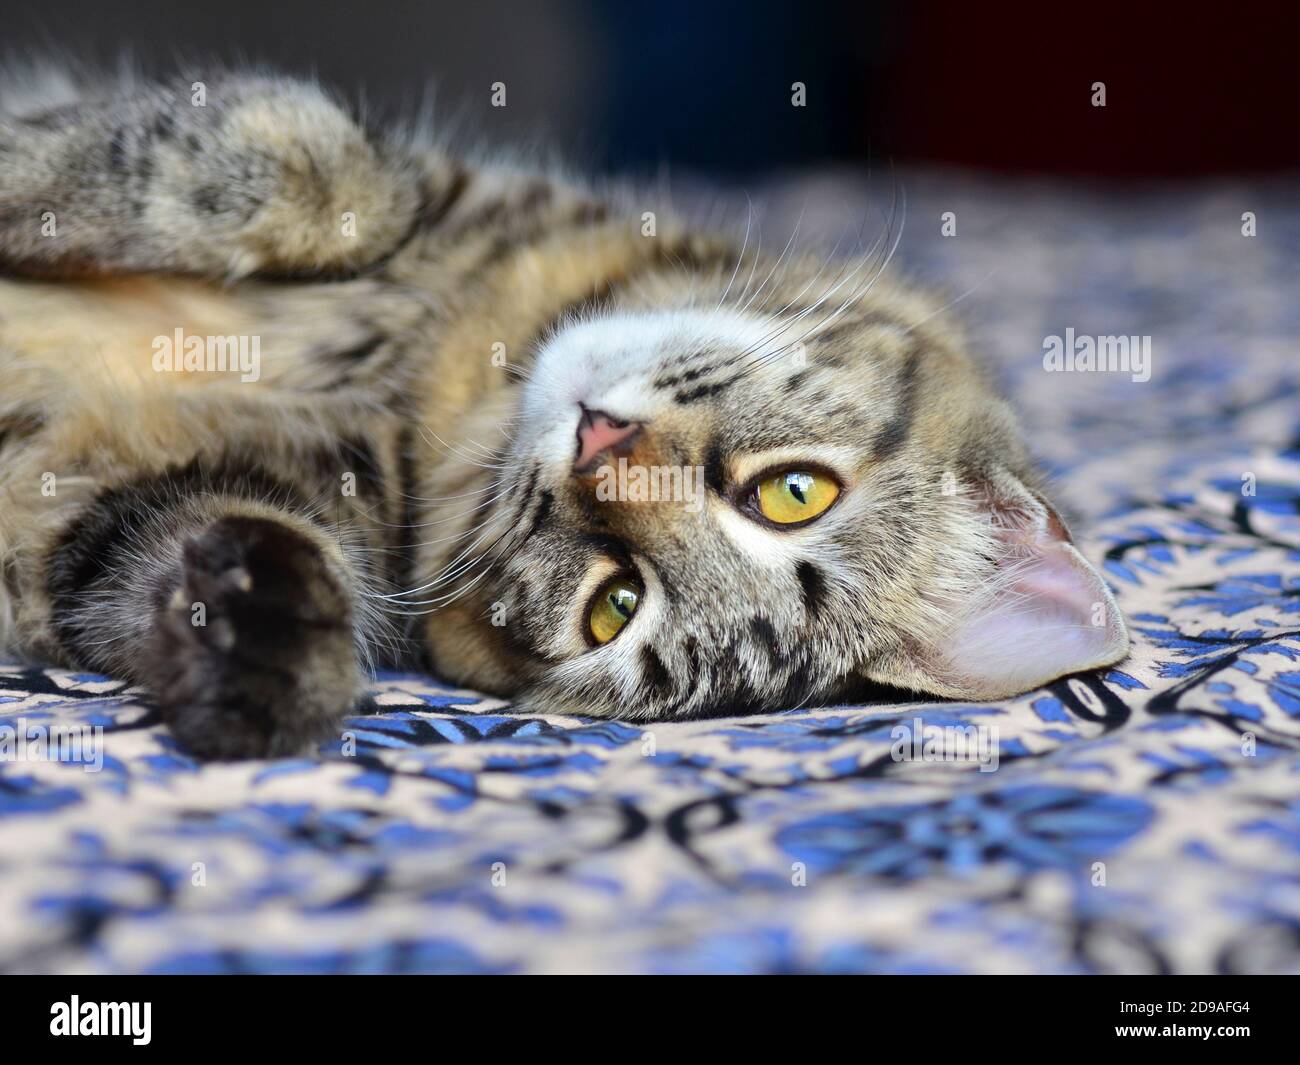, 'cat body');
0,68,1128,757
